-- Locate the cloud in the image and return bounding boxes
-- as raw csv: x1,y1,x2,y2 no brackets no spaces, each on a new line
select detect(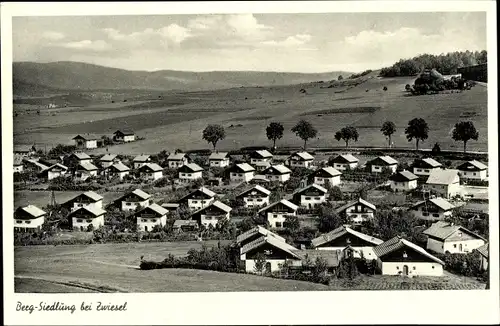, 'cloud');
58,40,111,52
261,34,313,47
42,31,65,41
